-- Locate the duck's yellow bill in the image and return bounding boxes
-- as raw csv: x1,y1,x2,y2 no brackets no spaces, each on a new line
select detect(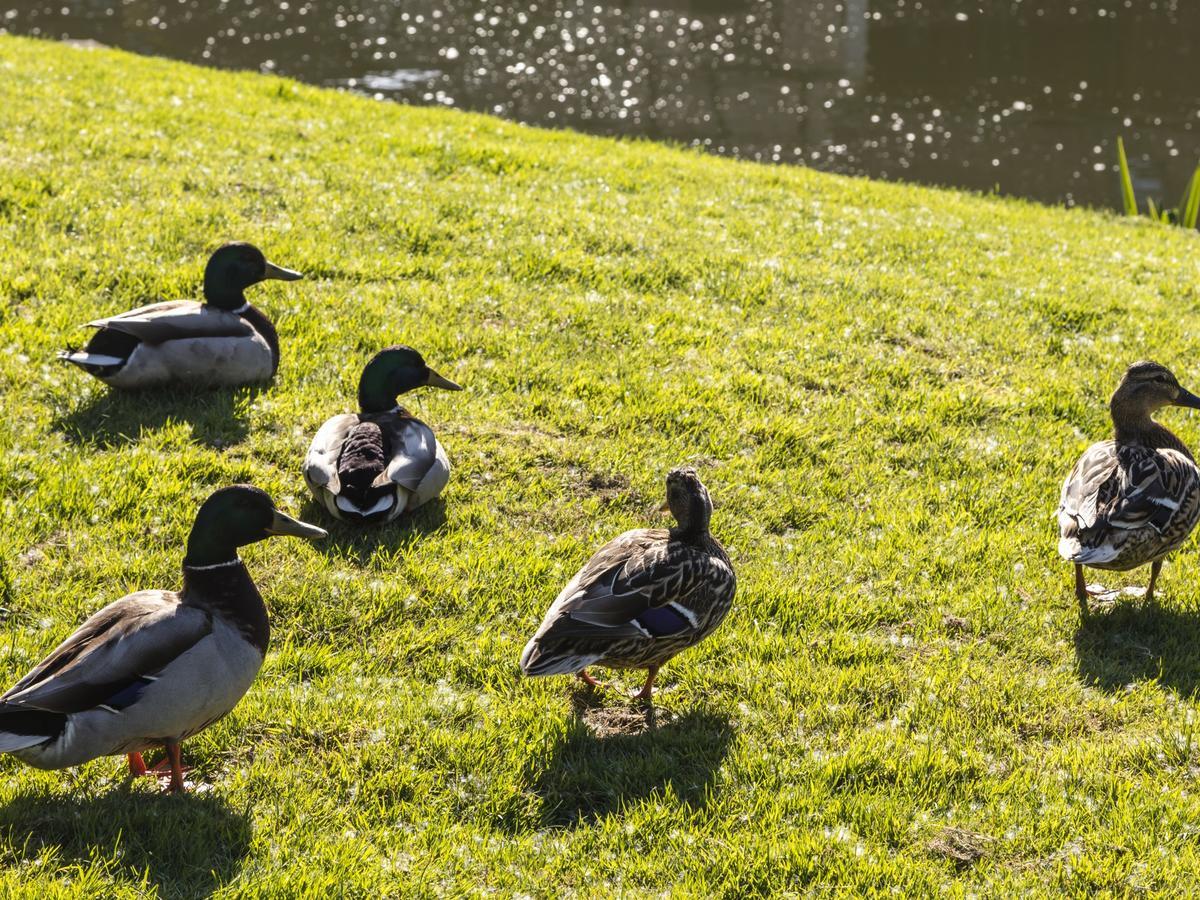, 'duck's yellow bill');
267,510,328,539
263,261,304,281
426,369,463,391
